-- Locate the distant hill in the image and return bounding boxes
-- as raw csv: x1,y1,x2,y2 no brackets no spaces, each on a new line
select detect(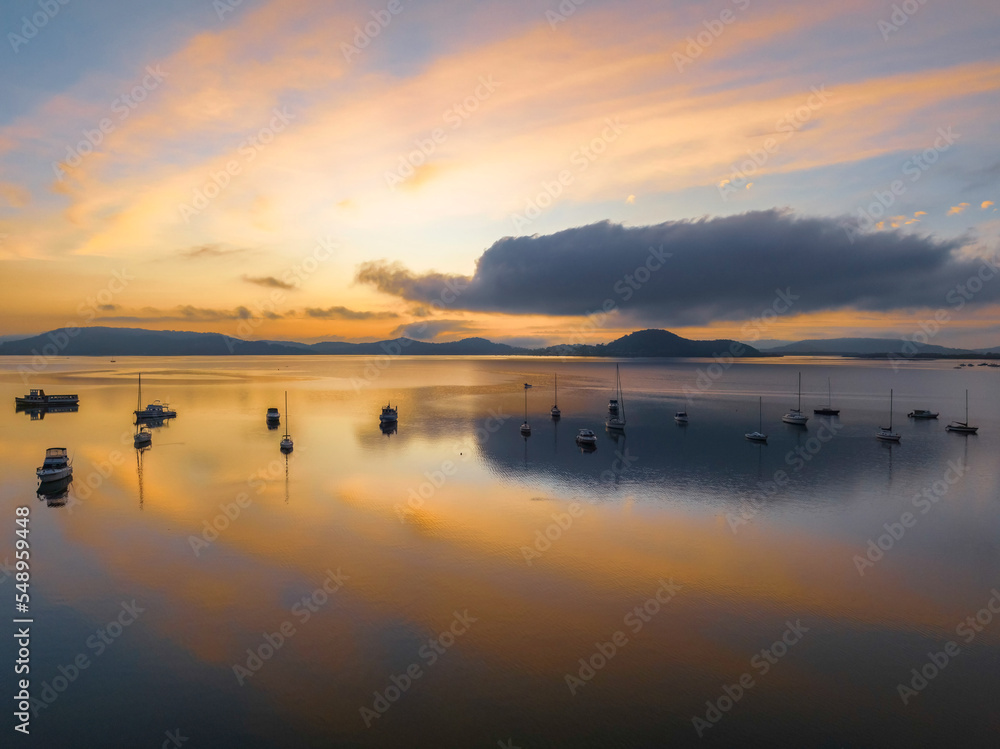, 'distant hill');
0,326,761,359
770,338,974,356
